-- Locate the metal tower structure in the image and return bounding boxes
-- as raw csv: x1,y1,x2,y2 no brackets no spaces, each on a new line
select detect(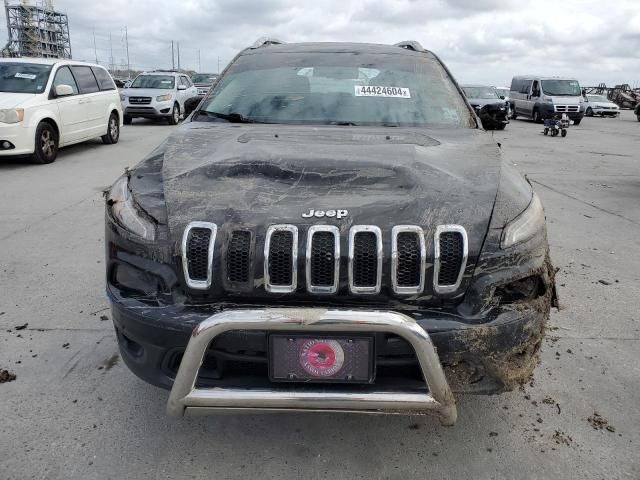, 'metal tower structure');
2,0,72,58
